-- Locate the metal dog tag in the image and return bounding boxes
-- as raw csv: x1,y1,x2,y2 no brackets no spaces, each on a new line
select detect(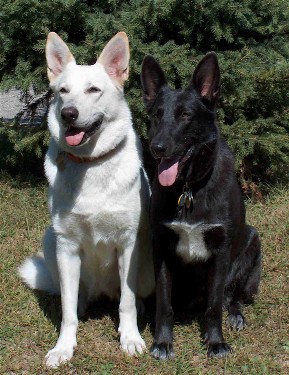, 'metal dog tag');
178,190,193,210
178,193,185,207
185,191,193,209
